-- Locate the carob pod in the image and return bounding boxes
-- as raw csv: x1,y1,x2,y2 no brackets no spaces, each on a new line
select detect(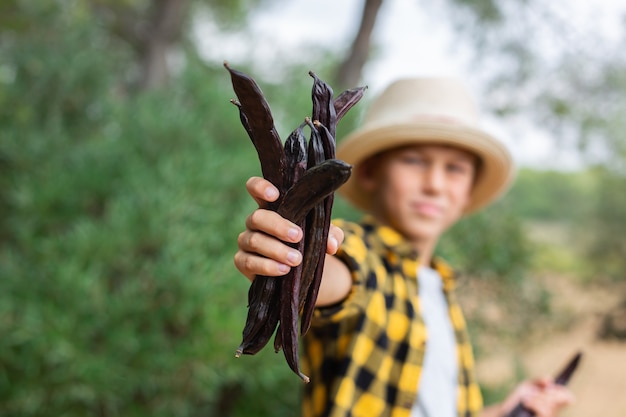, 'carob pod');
334,86,368,122
277,159,352,382
505,351,583,417
300,120,337,335
297,119,327,317
236,159,352,362
309,71,337,138
276,159,351,223
225,61,287,195
314,118,337,159
299,73,340,335
274,121,308,355
227,62,288,357
236,287,281,356
283,120,309,188
277,239,306,379
226,64,364,382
